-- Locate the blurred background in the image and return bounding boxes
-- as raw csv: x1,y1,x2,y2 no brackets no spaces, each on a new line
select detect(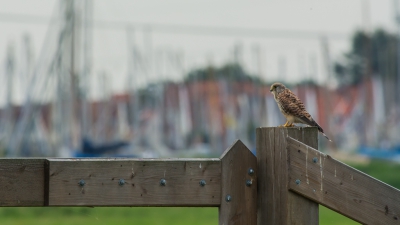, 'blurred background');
2,1,400,225
0,0,399,161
